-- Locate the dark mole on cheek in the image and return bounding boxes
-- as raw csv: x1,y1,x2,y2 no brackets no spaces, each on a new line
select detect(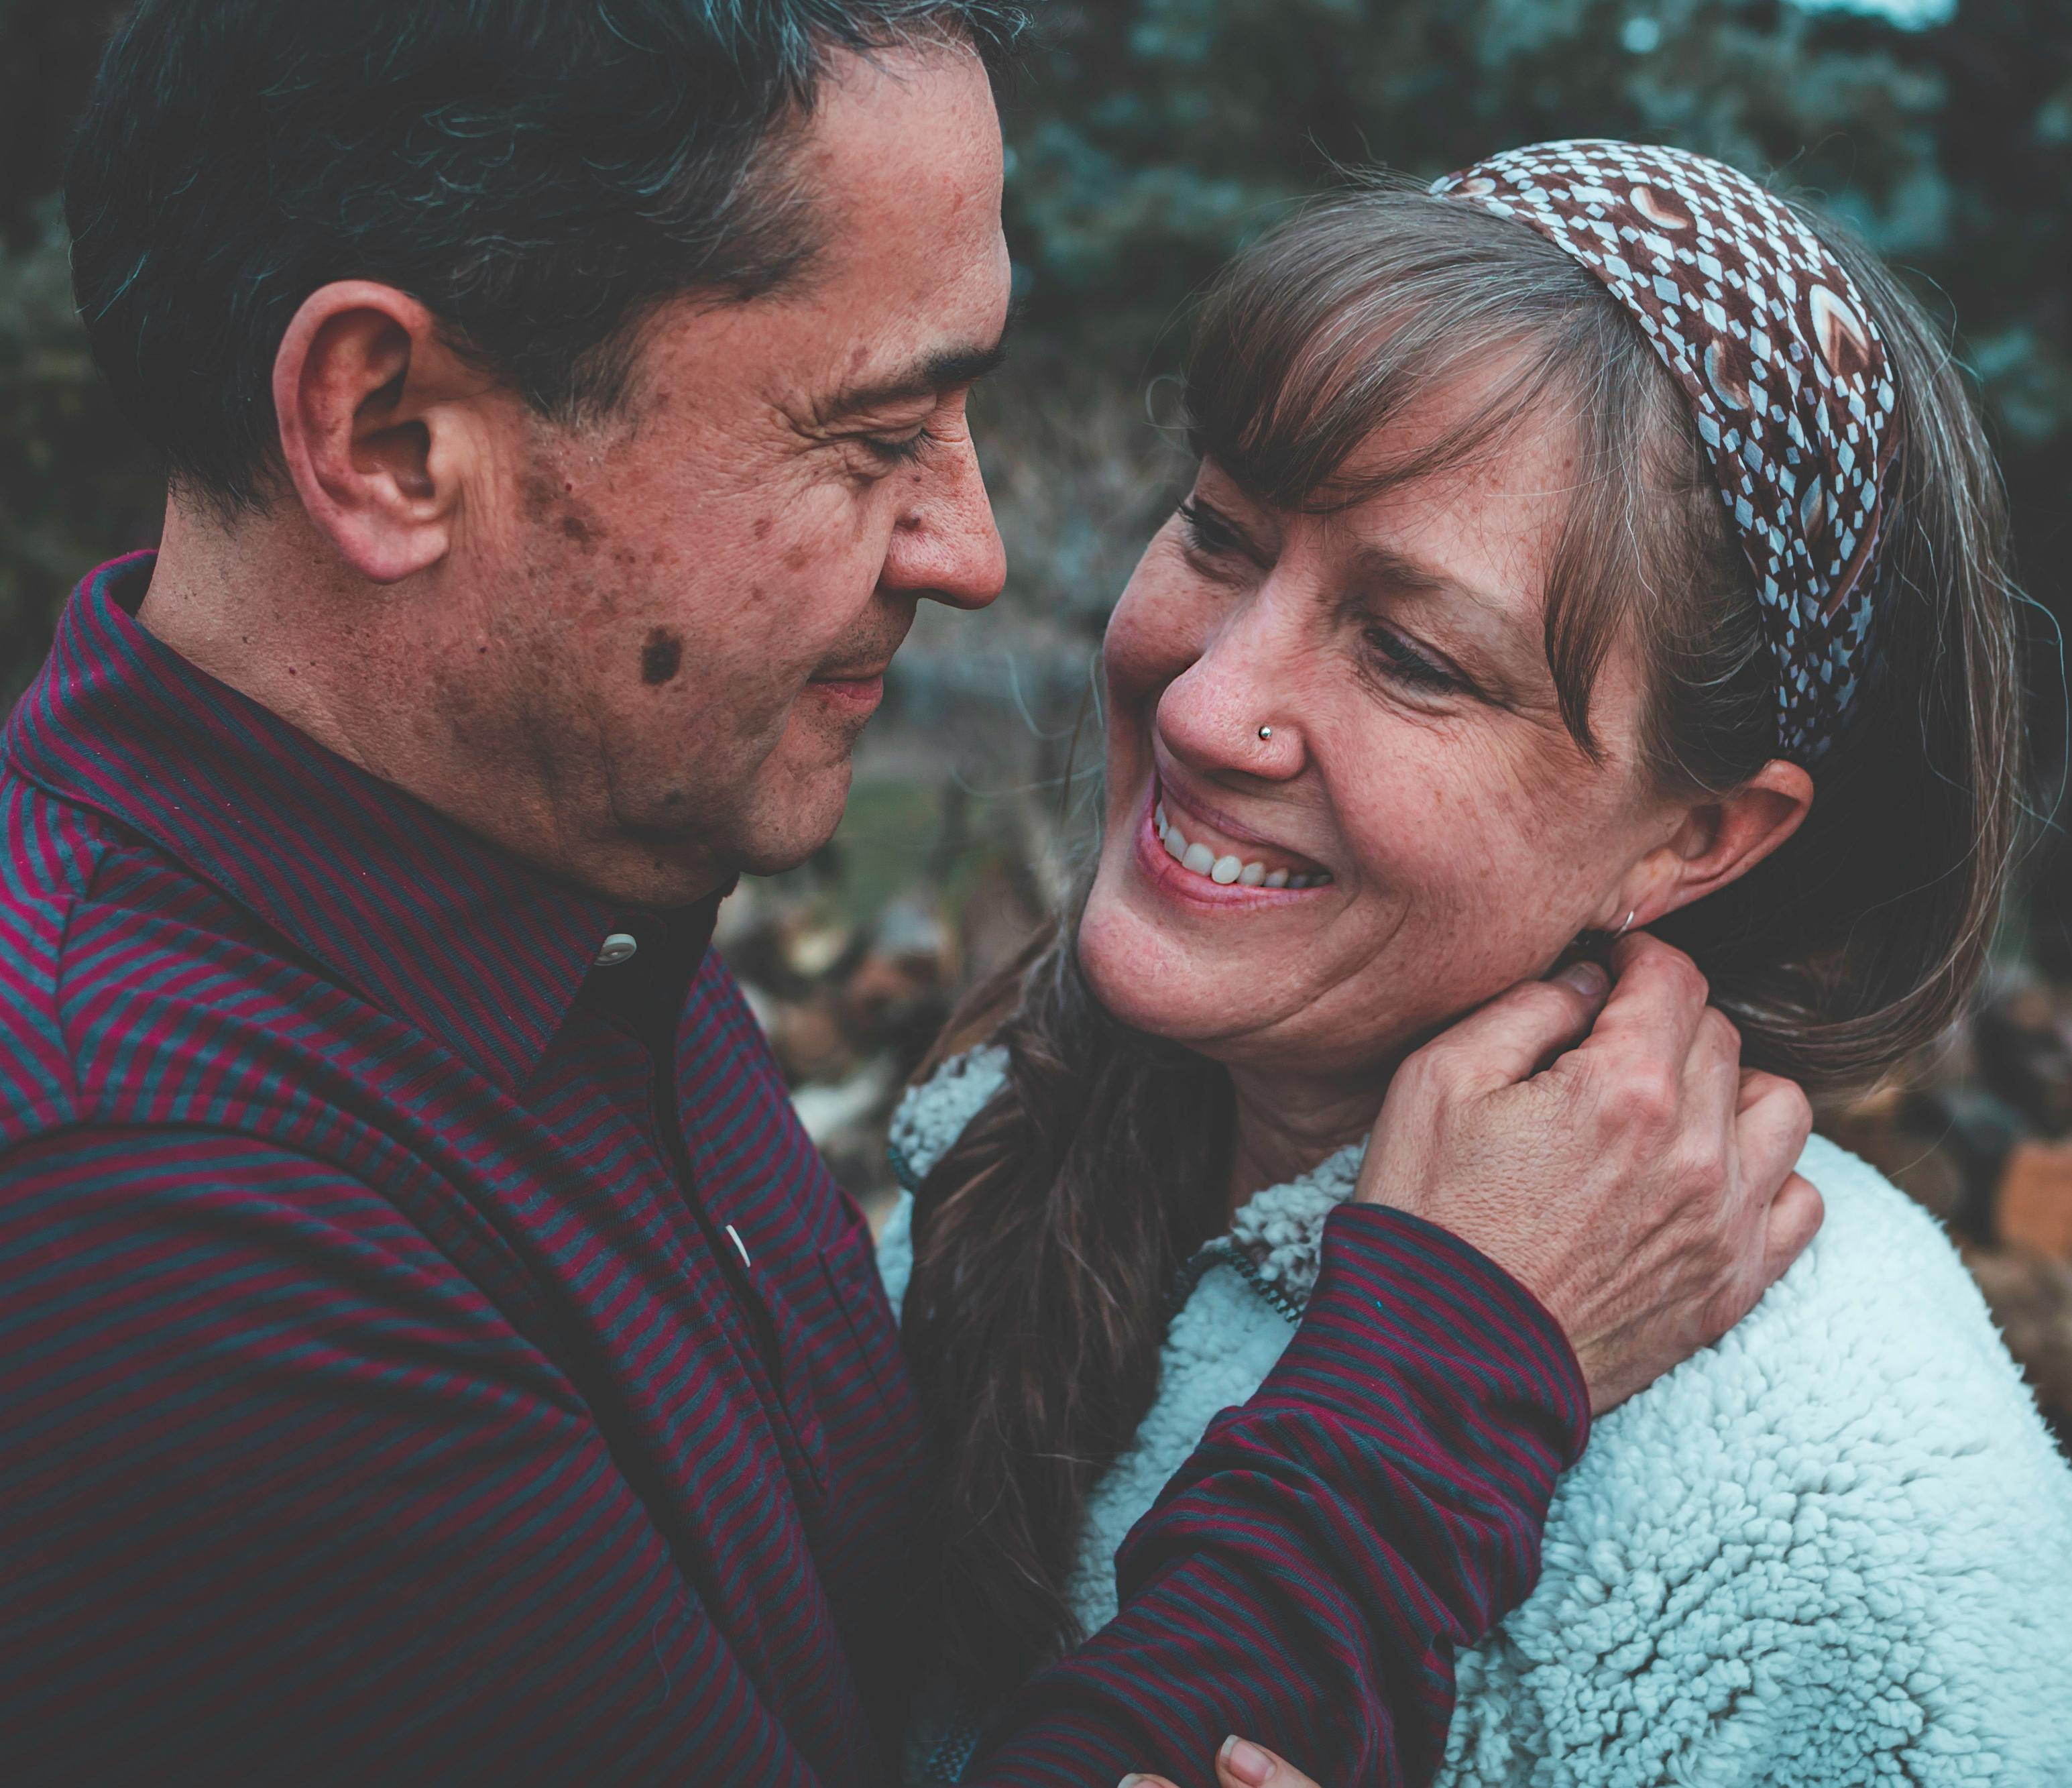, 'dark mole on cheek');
640,627,684,686
561,513,595,548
